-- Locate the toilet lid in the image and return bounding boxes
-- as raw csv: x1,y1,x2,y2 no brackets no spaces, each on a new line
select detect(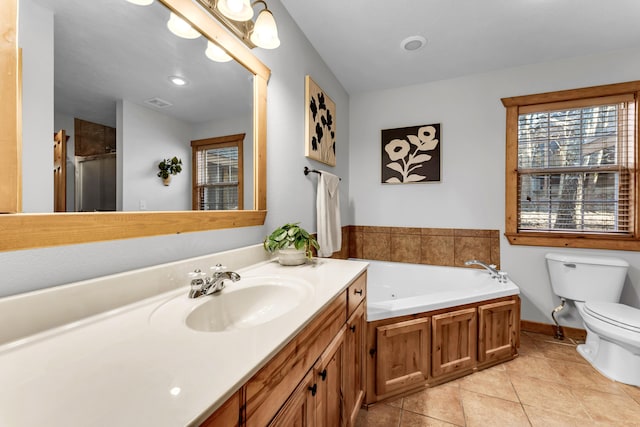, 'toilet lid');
584,302,640,333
